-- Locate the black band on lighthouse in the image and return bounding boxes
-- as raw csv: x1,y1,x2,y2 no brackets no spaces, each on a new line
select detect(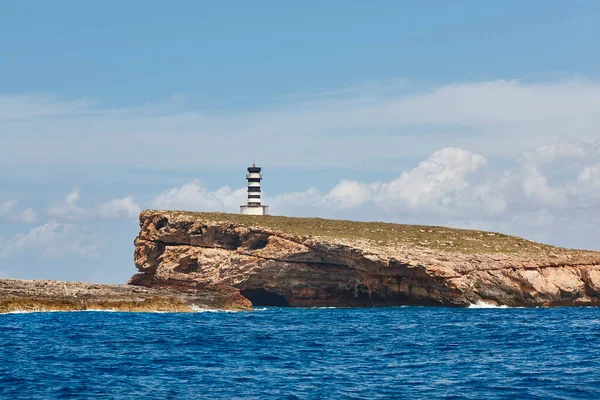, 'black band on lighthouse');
241,163,268,215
